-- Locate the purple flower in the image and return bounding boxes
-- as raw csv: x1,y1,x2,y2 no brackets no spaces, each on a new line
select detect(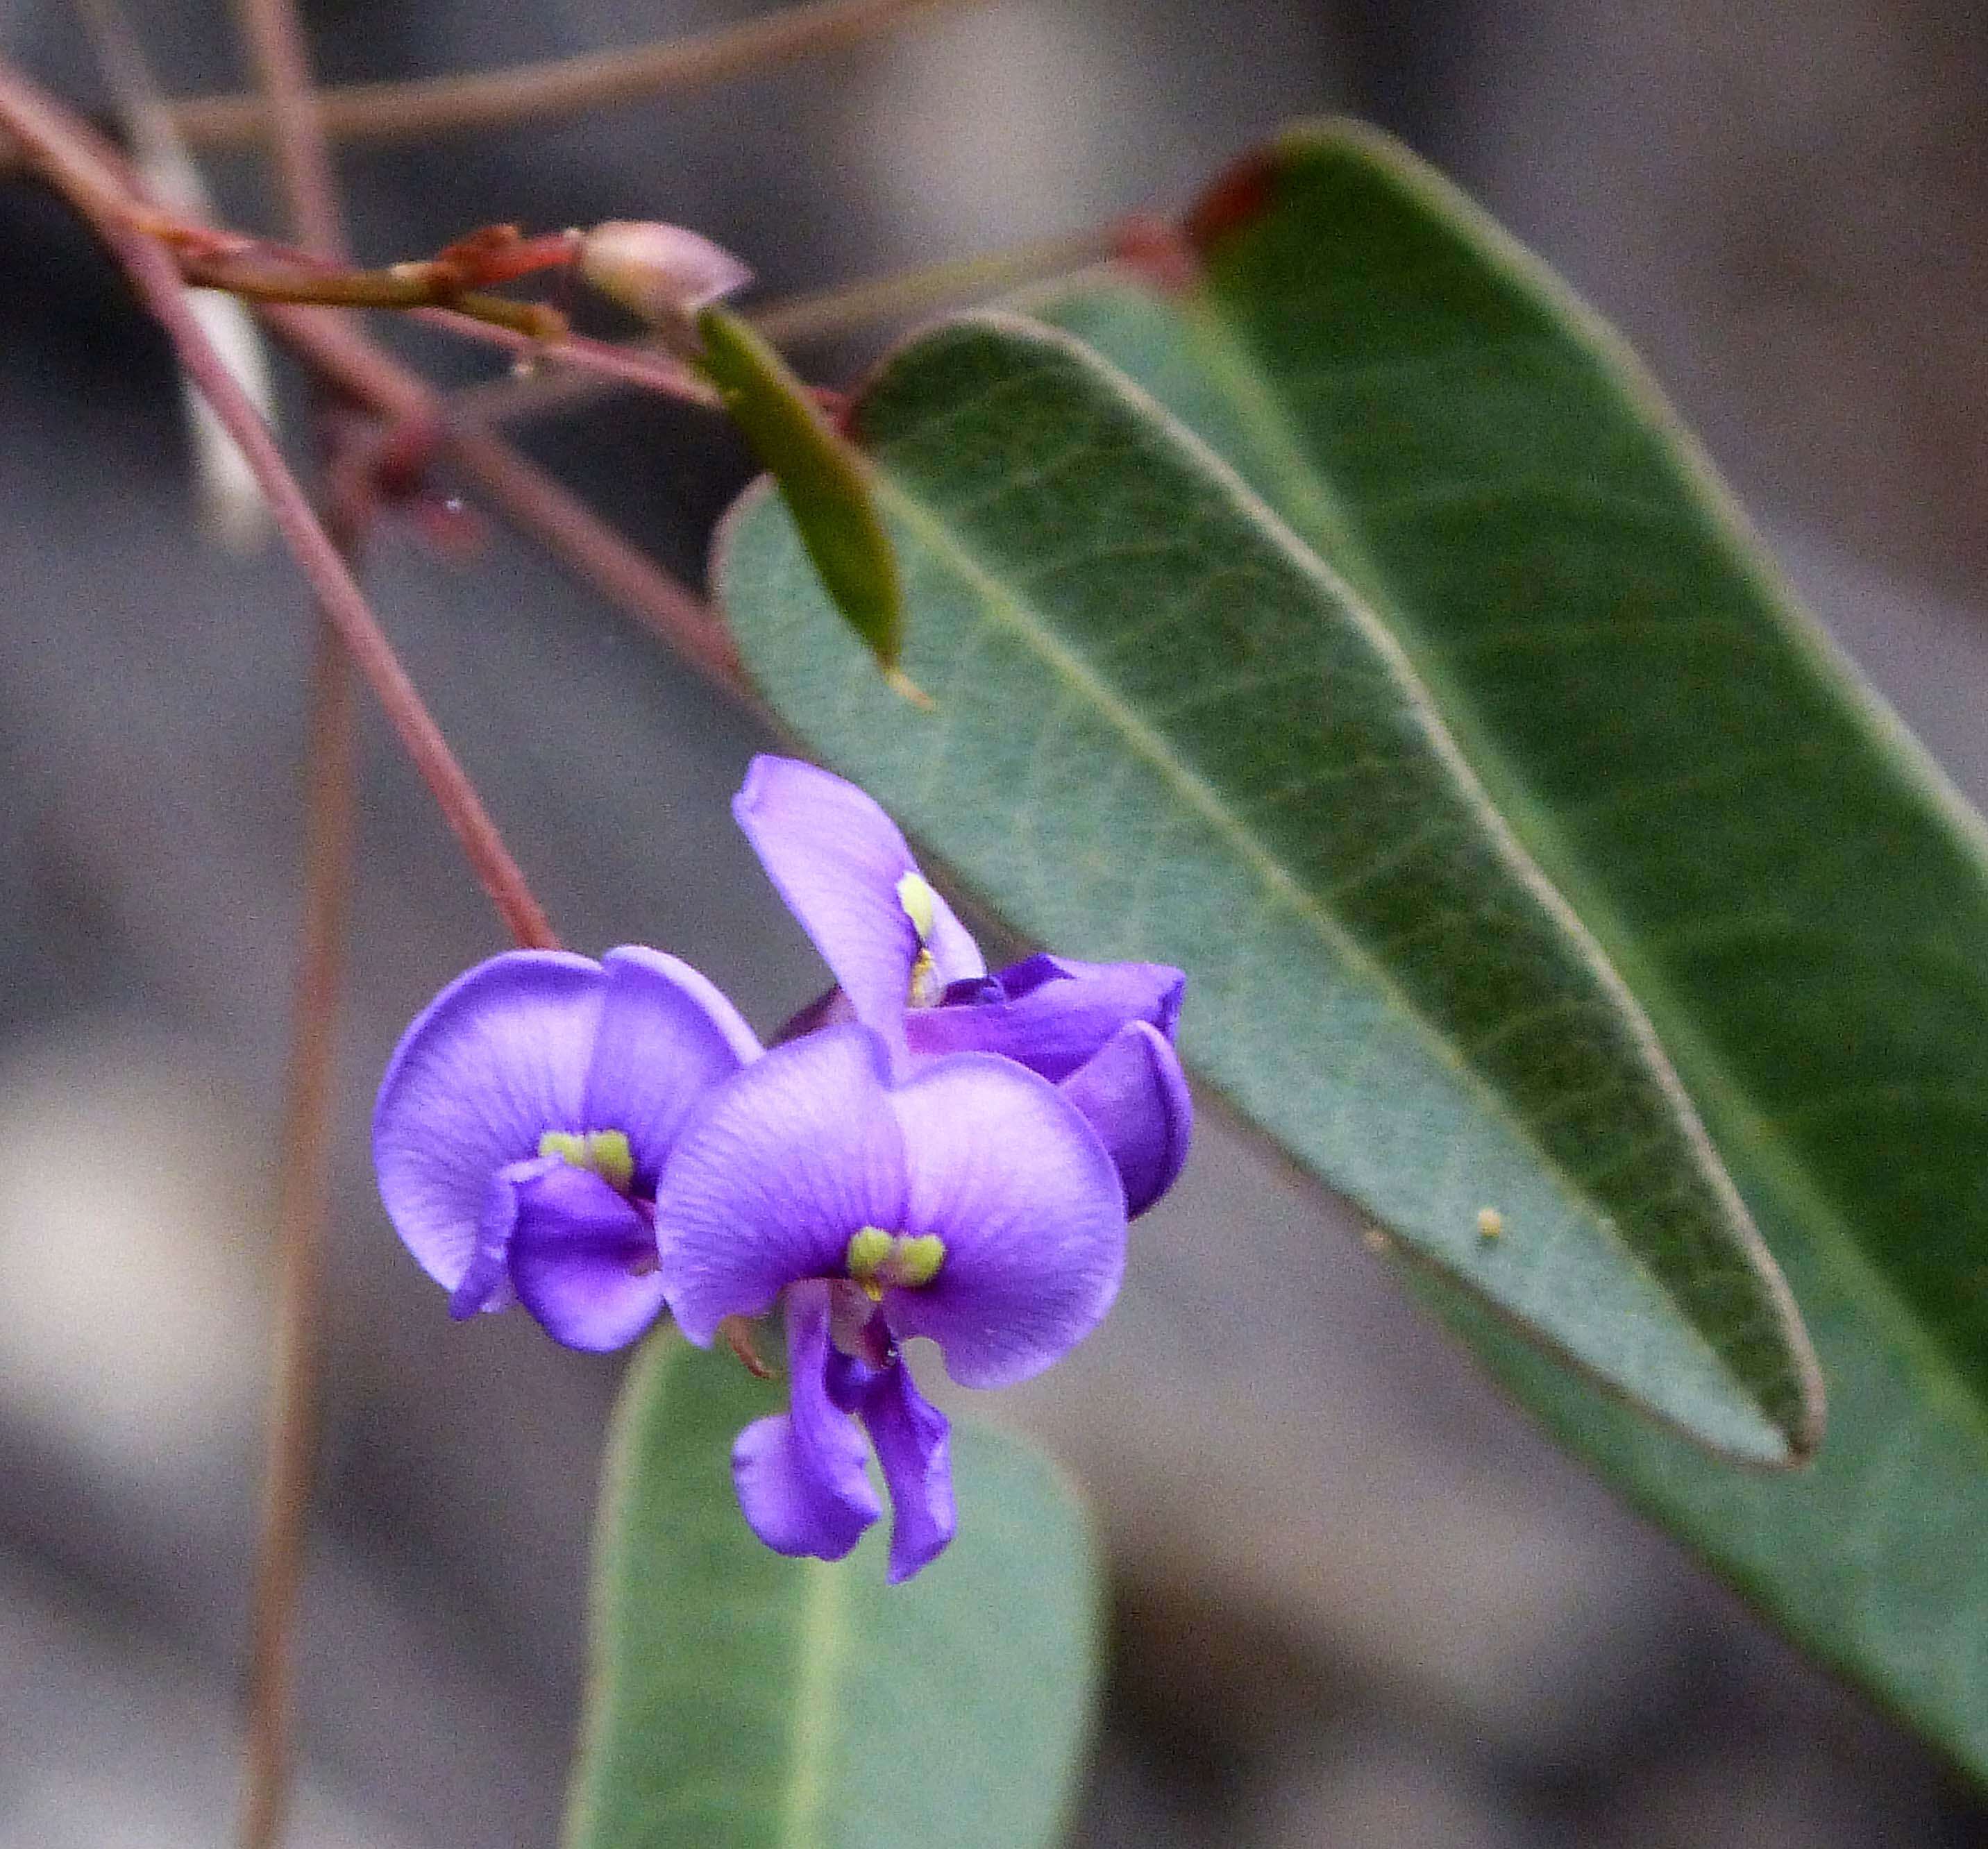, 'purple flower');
735,755,1193,1215
373,947,760,1351
654,1022,1126,1580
